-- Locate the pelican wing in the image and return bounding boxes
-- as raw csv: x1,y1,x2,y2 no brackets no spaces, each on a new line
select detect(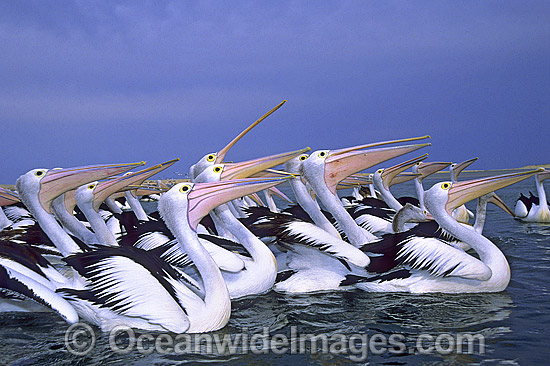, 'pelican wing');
278,221,371,267
397,236,492,280
0,266,79,323
62,246,195,331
